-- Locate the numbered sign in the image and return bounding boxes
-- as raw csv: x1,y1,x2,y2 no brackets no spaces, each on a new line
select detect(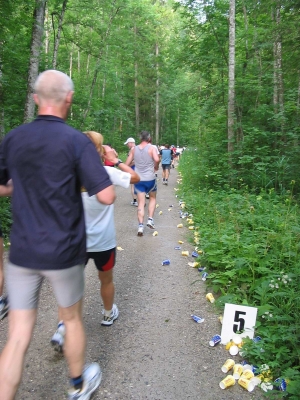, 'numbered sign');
221,303,258,344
